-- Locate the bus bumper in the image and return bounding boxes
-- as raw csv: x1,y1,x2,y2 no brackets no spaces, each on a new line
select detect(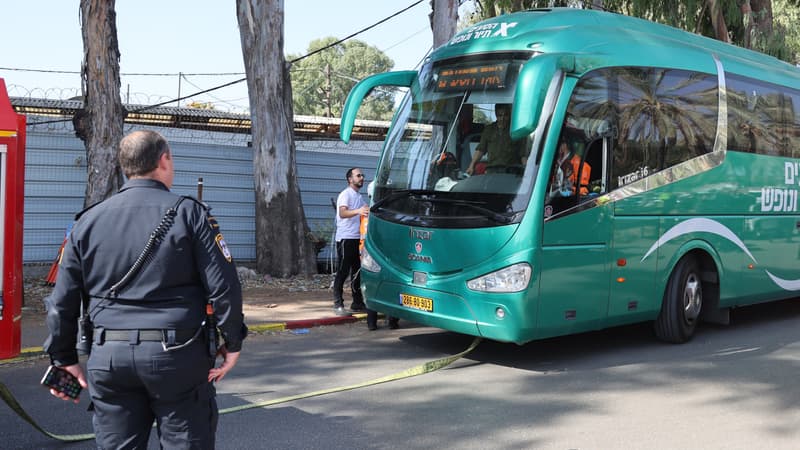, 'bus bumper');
363,278,533,344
